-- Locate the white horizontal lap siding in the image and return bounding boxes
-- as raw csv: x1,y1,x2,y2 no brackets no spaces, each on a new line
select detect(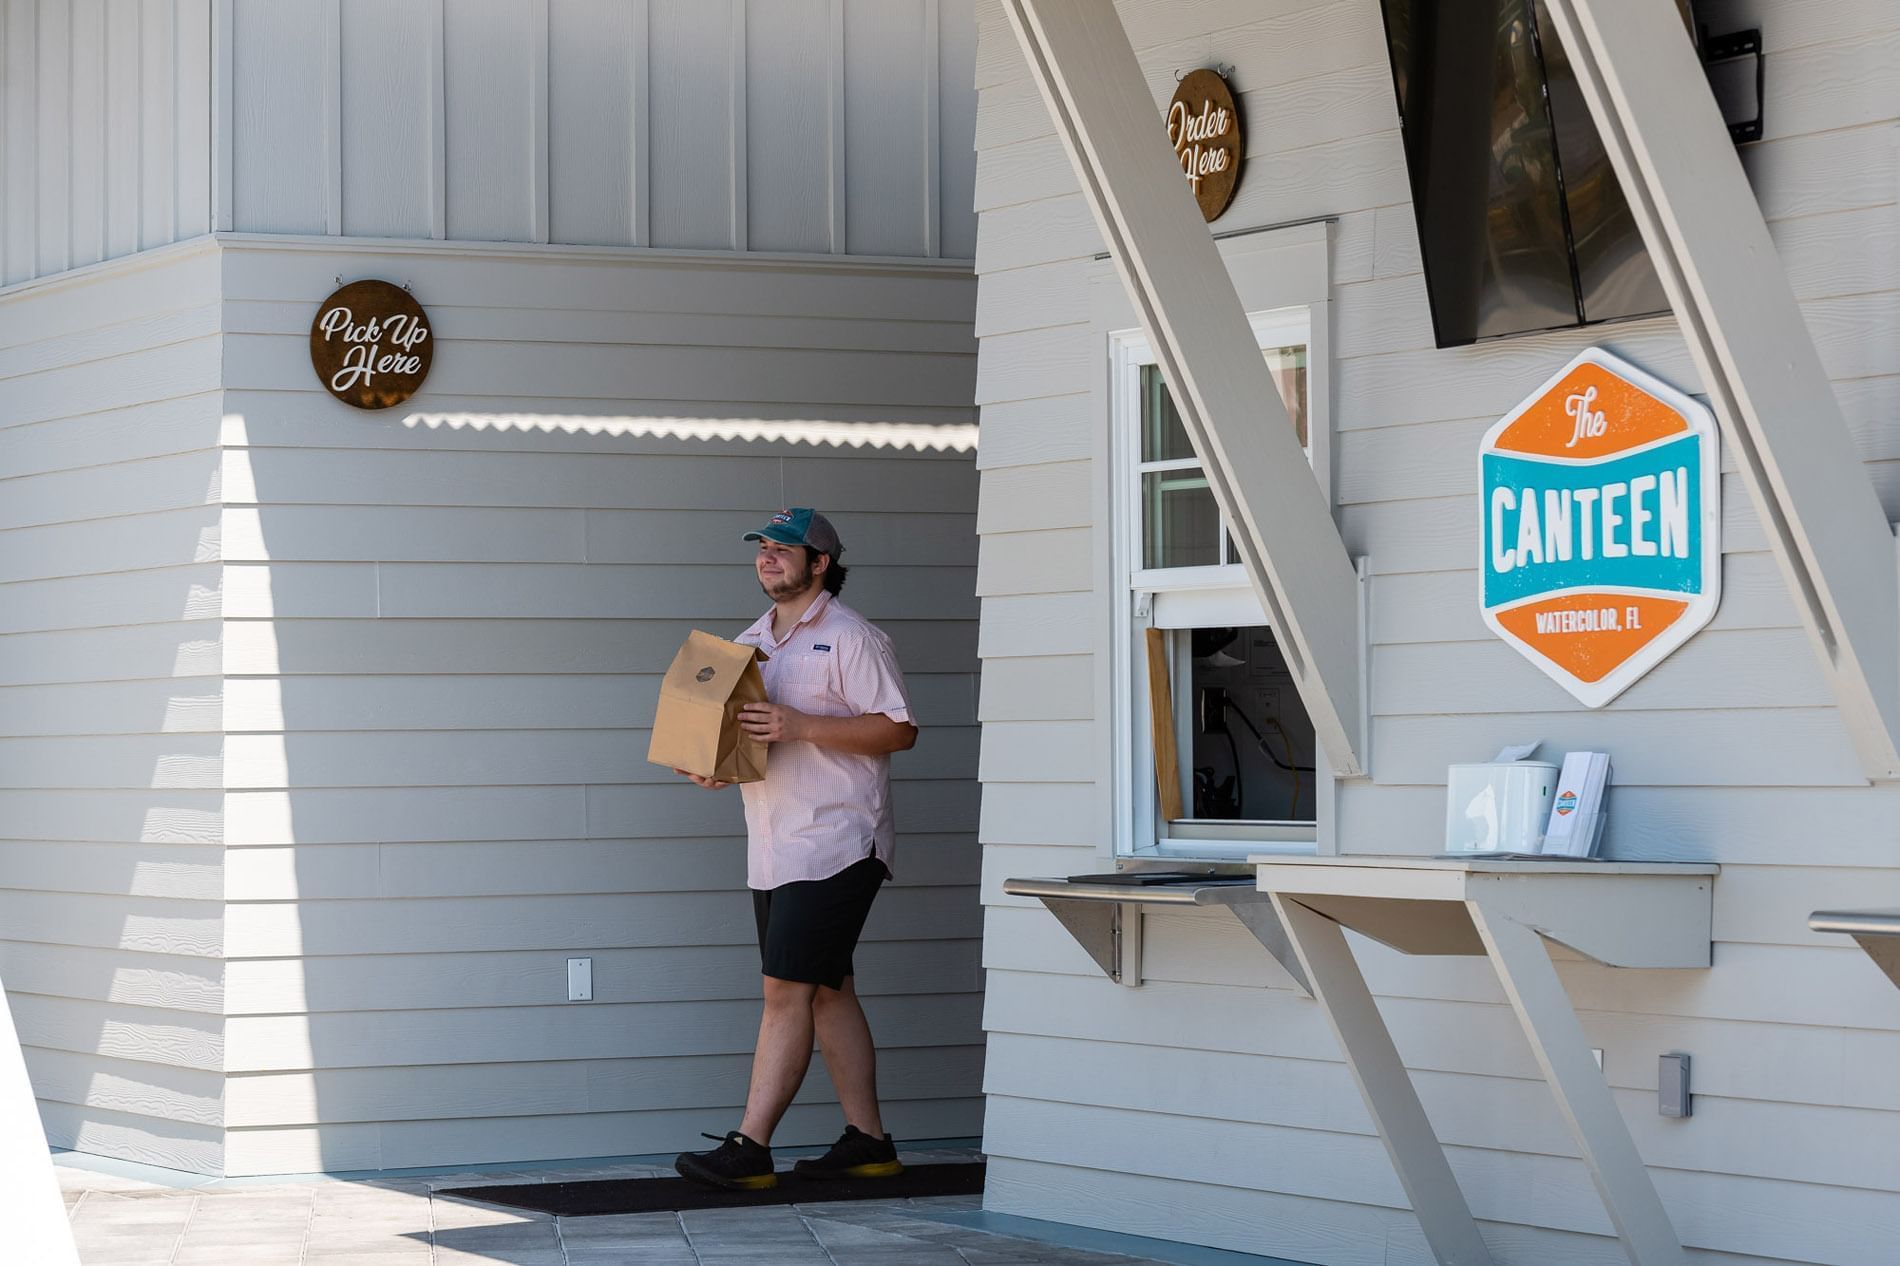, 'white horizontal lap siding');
0,246,226,1173
972,0,1900,1262
219,241,980,1175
